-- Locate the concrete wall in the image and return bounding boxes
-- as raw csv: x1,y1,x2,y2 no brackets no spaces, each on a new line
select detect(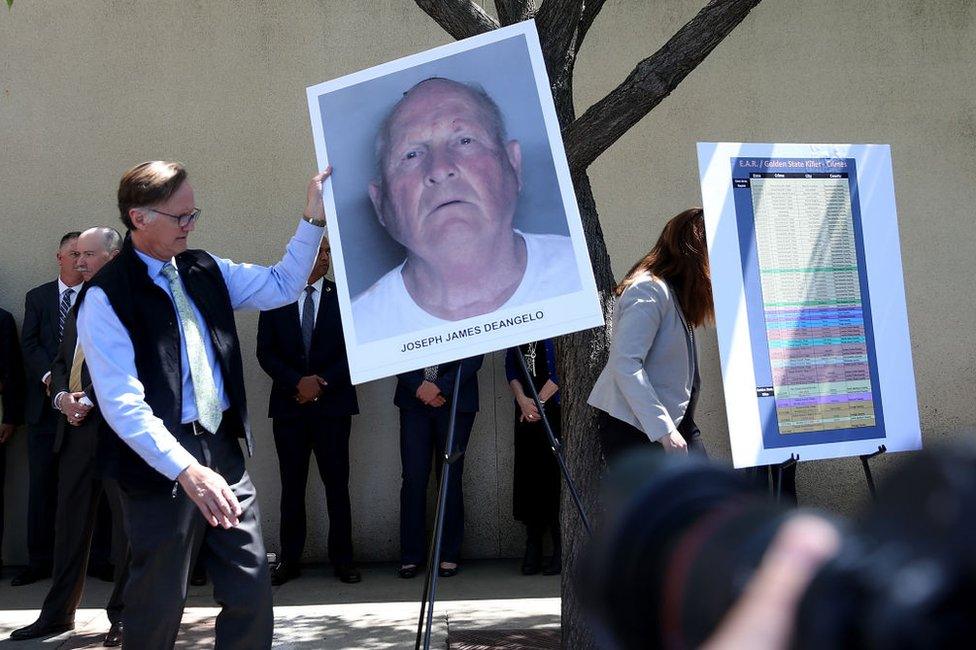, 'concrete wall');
1,1,973,564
